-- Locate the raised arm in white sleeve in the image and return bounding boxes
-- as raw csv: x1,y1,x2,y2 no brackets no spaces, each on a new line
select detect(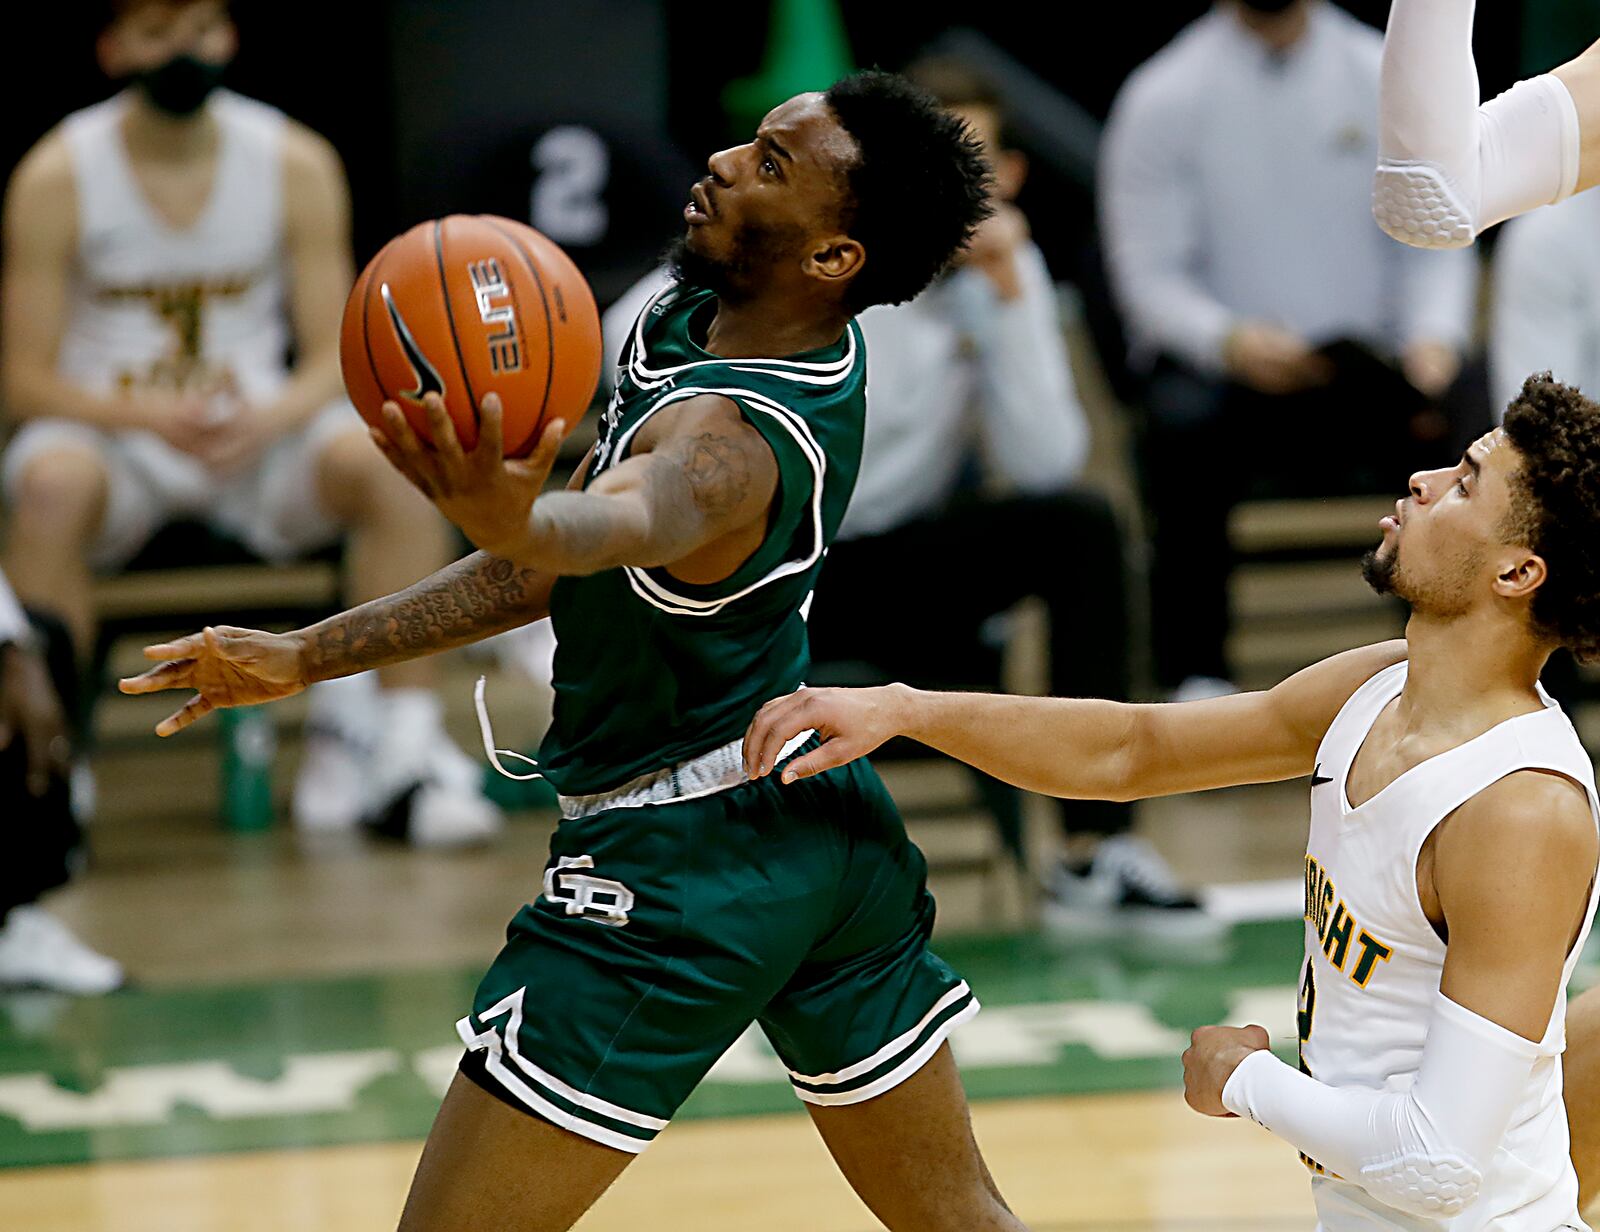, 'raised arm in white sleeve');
1099,70,1236,374
955,243,1089,491
0,569,30,644
1375,0,1581,249
1490,203,1598,413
